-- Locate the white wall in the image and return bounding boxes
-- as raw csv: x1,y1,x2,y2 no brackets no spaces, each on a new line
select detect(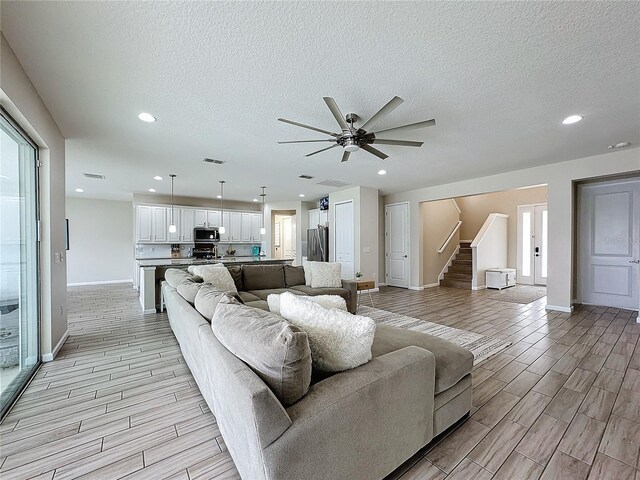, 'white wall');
384,148,640,311
421,199,460,286
471,214,508,289
66,197,134,285
1,34,68,360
